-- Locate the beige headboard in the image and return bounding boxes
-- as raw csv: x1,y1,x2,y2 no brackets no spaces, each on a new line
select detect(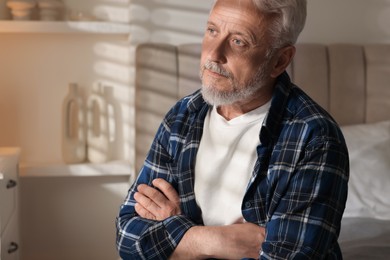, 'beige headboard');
135,43,390,171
